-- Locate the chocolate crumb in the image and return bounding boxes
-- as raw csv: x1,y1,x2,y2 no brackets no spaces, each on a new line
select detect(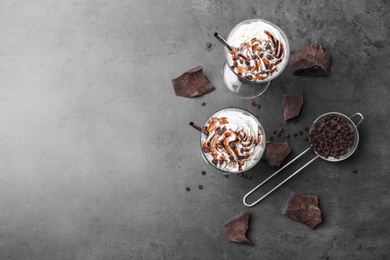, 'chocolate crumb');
277,133,282,137
269,136,274,141
185,187,190,192
206,42,212,48
201,170,206,176
293,133,298,137
352,167,358,174
299,130,304,136
198,185,204,189
285,133,290,138
201,102,206,106
224,174,229,178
